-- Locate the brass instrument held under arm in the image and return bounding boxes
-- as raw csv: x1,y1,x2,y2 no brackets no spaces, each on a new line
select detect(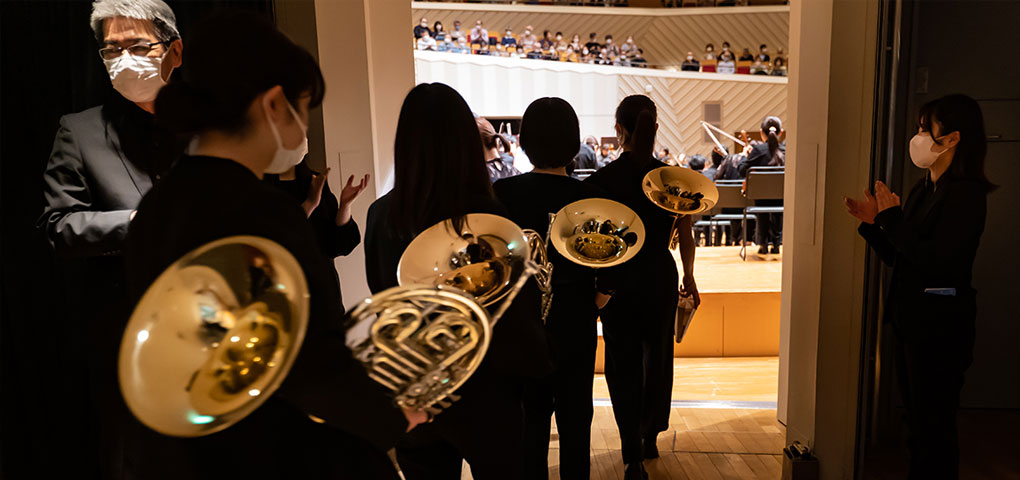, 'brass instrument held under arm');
549,198,645,268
